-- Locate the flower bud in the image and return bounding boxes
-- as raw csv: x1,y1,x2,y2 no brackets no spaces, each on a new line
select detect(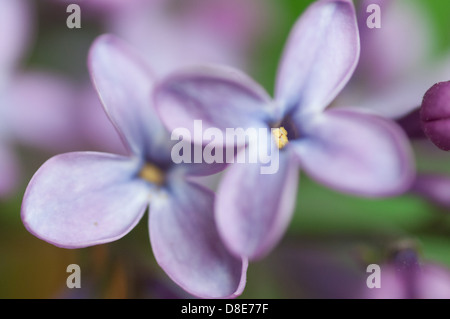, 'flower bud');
420,81,450,150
